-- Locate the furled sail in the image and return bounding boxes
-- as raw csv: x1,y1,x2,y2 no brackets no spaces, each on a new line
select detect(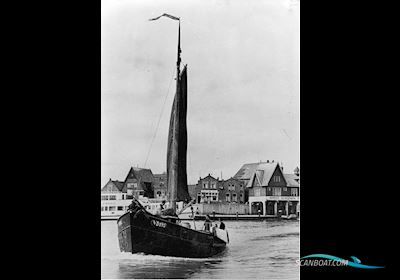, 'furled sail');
166,64,191,206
